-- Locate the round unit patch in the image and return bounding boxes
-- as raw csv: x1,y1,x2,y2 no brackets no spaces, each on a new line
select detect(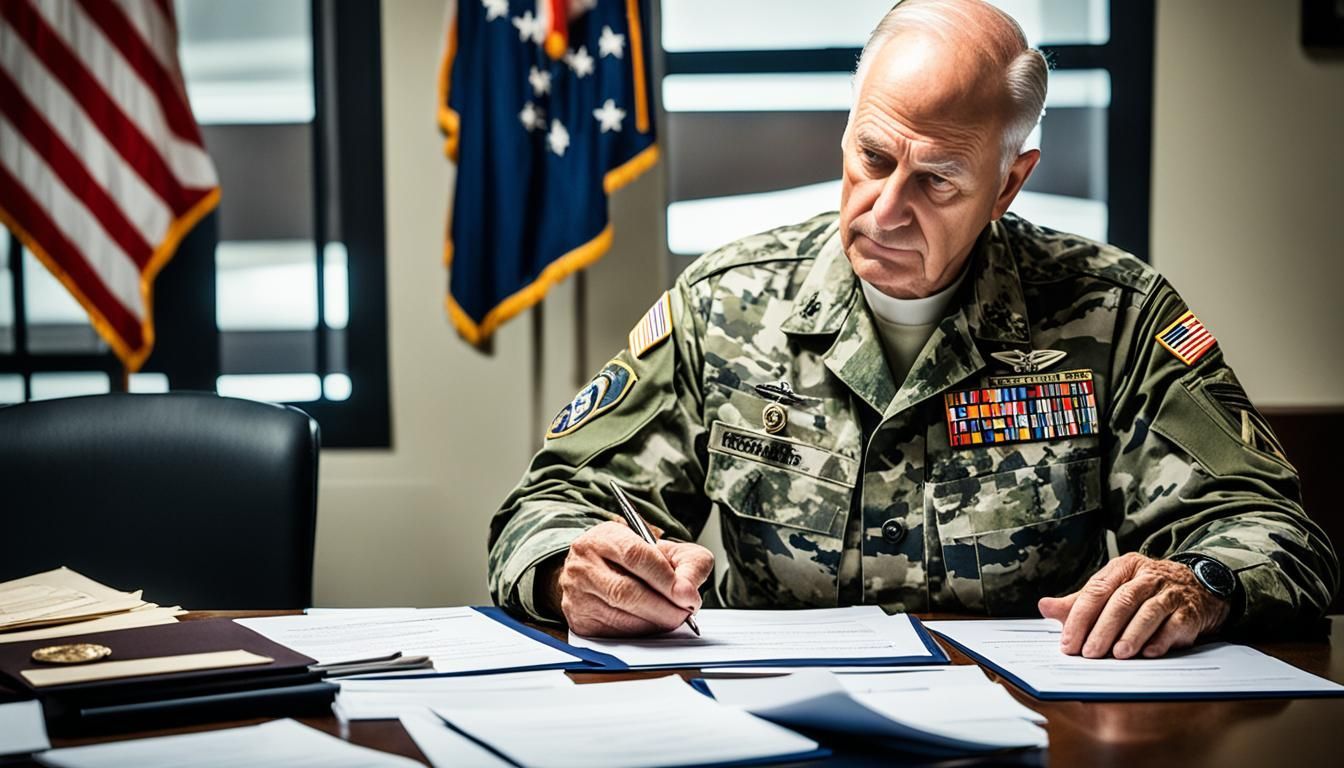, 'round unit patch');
546,359,638,439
